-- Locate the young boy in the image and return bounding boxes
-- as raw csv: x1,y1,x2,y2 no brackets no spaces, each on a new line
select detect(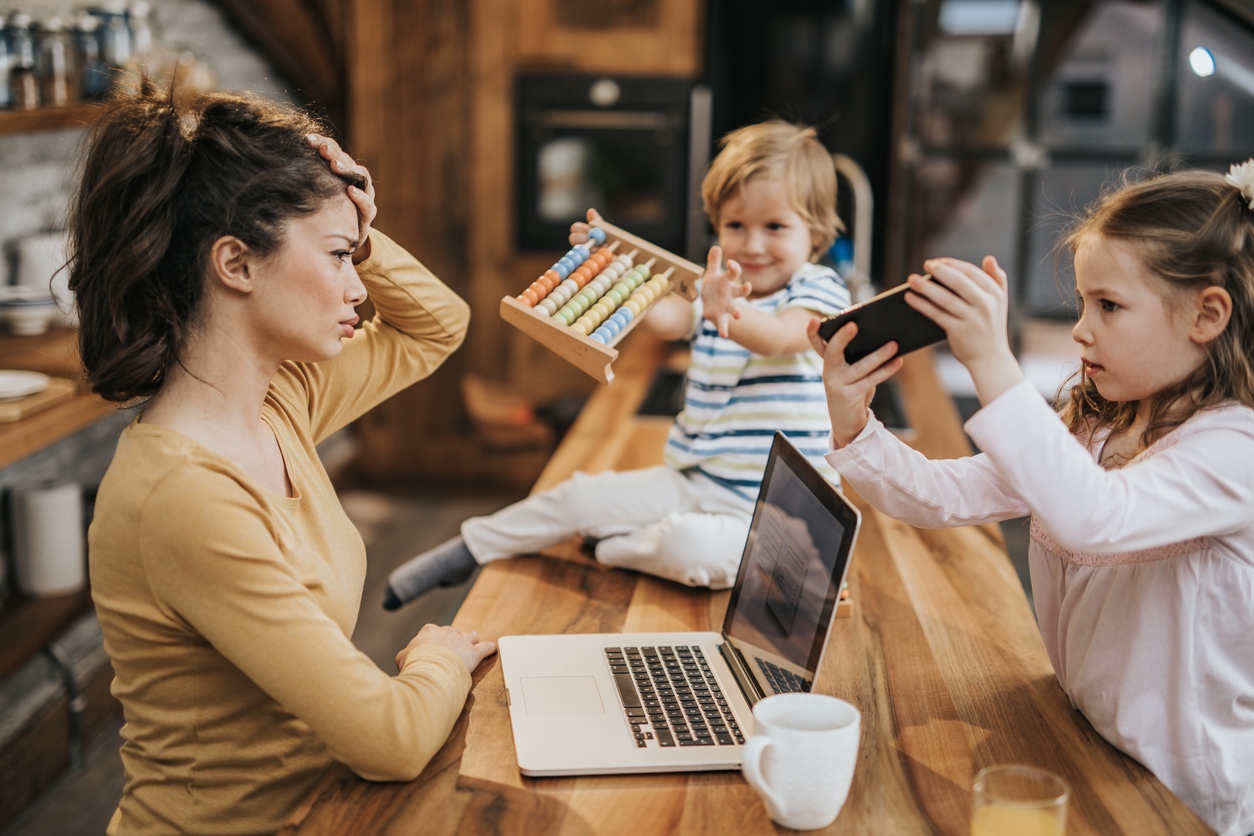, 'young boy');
385,121,850,605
